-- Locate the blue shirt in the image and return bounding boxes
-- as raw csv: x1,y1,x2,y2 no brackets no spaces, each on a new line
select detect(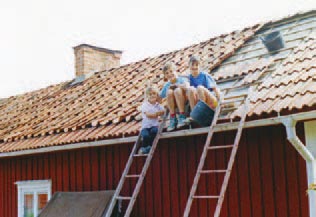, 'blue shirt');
189,72,217,89
160,76,188,98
